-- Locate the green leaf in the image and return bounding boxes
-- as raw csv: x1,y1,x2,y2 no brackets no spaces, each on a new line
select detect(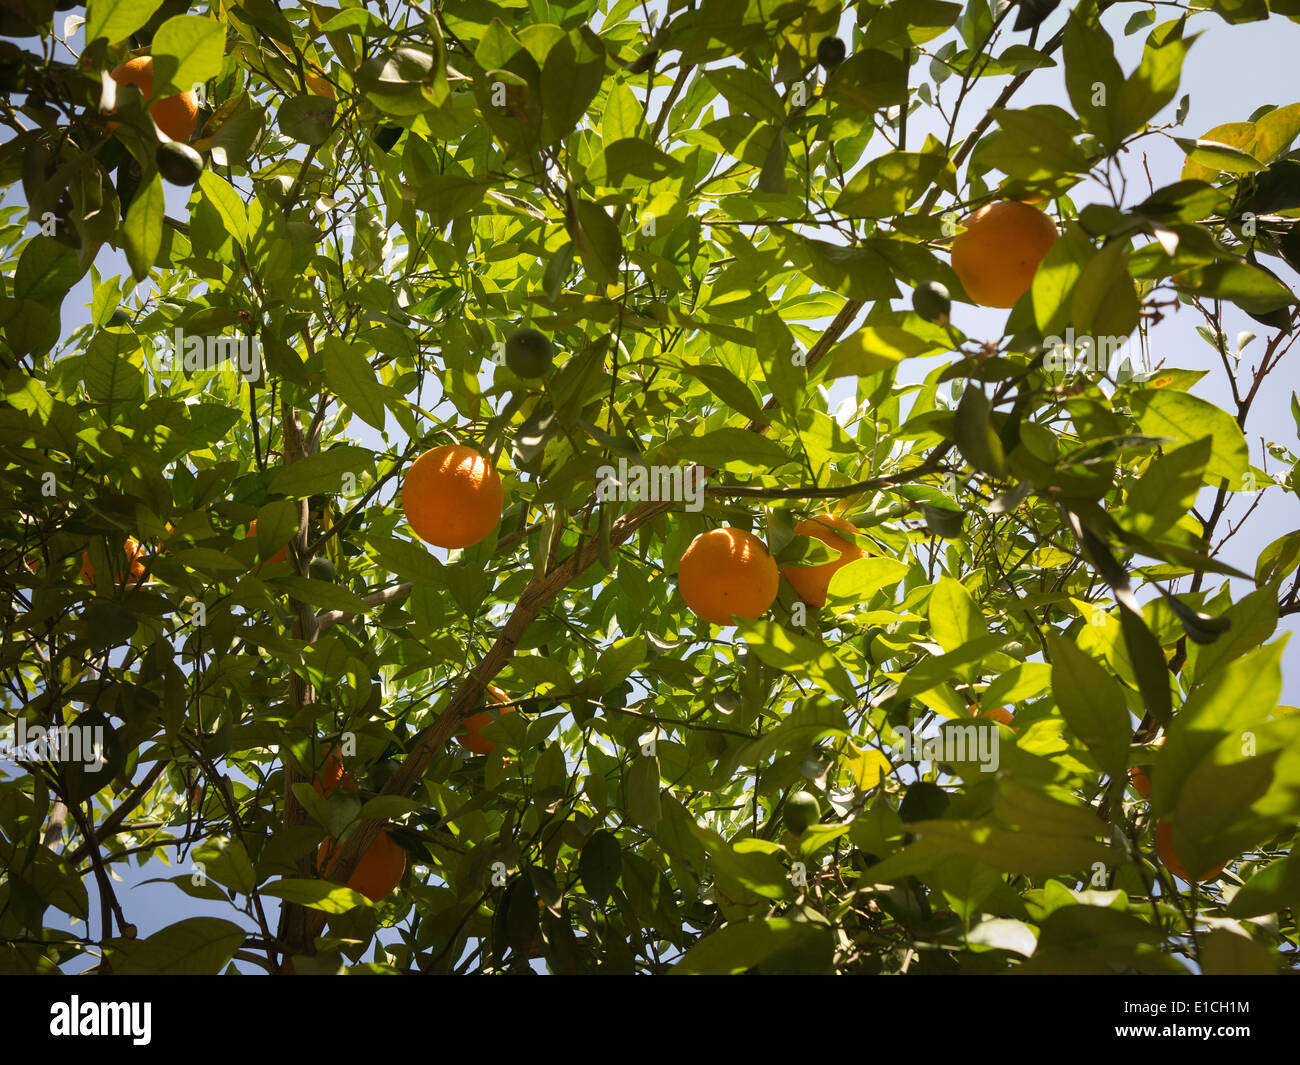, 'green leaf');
687,823,791,899
357,796,421,821
372,533,442,585
826,555,910,605
1255,530,1300,587
734,696,849,765
823,48,907,114
1171,260,1294,315
834,147,950,217
756,124,787,194
209,102,265,167
88,601,137,650
861,0,962,46
269,446,373,498
502,876,538,954
756,312,802,415
825,325,936,379
593,635,647,691
14,235,83,305
572,199,622,287
601,82,642,143
880,818,1115,878
627,754,662,828
736,620,856,700
1177,137,1266,175
1062,6,1125,150
152,14,227,96
676,427,792,471
1131,388,1250,486
191,836,257,893
86,0,164,45
278,95,337,145
1118,602,1172,726
254,499,298,557
541,27,604,137
1032,224,1092,336
1069,239,1140,338
674,918,834,974
928,576,986,653
122,172,164,282
272,576,370,614
1153,640,1285,816
1114,21,1196,140
704,65,785,122
108,917,246,975
1198,928,1278,975
796,237,897,302
967,917,1038,957
1047,633,1131,777
1225,855,1300,917
258,878,372,912
598,138,678,185
678,362,767,423
1120,436,1210,537
197,171,250,246
984,107,1090,180
578,829,621,905
322,338,387,432
1252,102,1300,163
955,386,1007,477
